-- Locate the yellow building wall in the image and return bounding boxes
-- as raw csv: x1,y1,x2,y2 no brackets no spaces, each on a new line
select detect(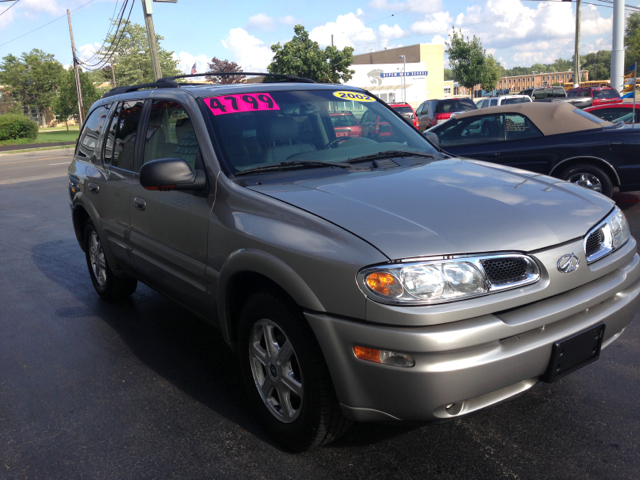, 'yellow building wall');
419,44,444,101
